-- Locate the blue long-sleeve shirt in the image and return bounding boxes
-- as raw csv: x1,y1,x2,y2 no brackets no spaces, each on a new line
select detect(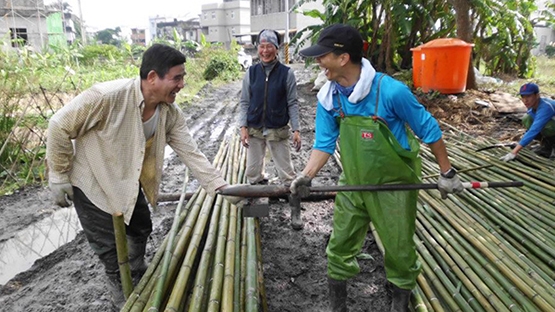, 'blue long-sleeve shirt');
519,98,555,147
314,74,442,154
